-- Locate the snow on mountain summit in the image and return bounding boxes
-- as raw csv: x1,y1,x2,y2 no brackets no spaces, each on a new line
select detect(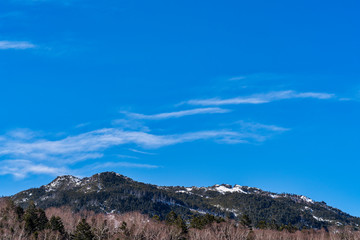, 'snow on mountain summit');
210,184,248,194
44,175,81,192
